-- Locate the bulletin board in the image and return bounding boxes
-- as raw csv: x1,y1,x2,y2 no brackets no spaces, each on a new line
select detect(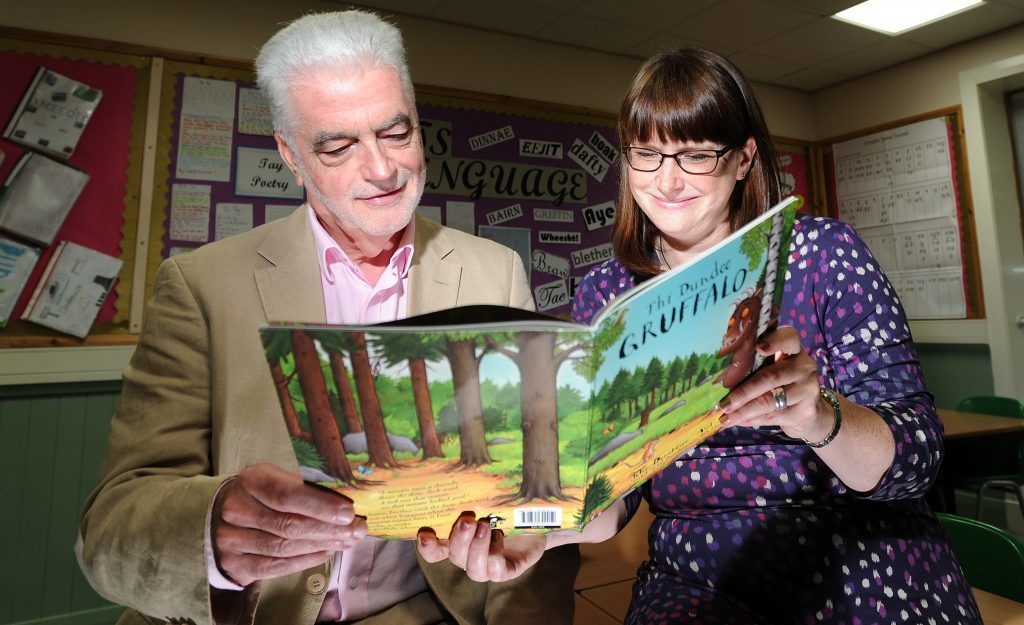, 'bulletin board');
0,28,988,348
821,107,983,320
774,136,824,217
0,34,150,347
147,66,620,318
